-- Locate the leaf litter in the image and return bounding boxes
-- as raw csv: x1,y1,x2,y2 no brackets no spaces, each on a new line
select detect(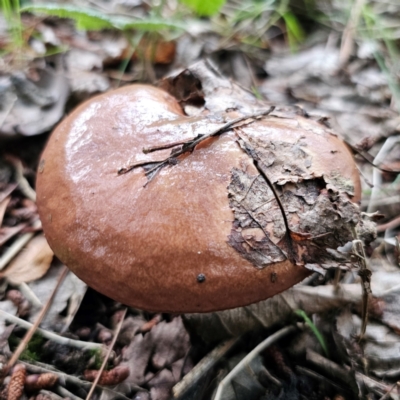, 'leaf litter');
1,1,400,399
